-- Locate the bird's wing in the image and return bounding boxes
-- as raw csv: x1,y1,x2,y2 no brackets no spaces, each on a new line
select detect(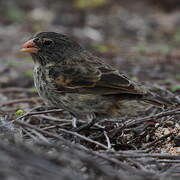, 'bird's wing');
47,56,146,95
